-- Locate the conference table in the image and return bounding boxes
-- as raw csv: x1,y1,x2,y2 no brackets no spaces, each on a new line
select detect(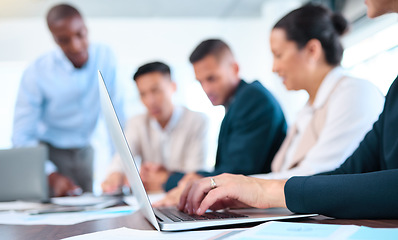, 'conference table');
2,210,398,240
